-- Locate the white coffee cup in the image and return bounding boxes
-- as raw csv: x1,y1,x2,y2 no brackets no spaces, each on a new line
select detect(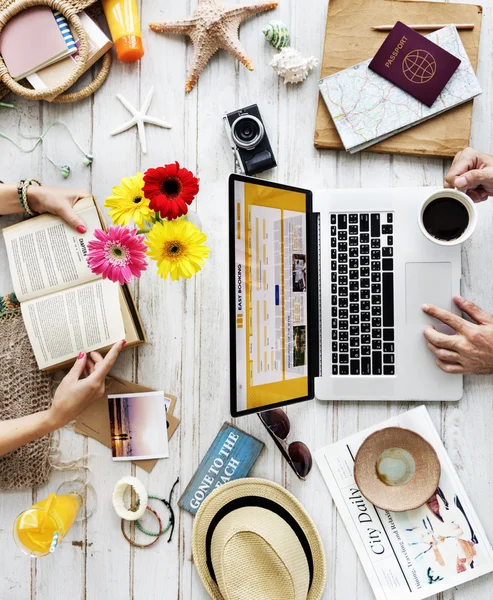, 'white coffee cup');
418,188,477,246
